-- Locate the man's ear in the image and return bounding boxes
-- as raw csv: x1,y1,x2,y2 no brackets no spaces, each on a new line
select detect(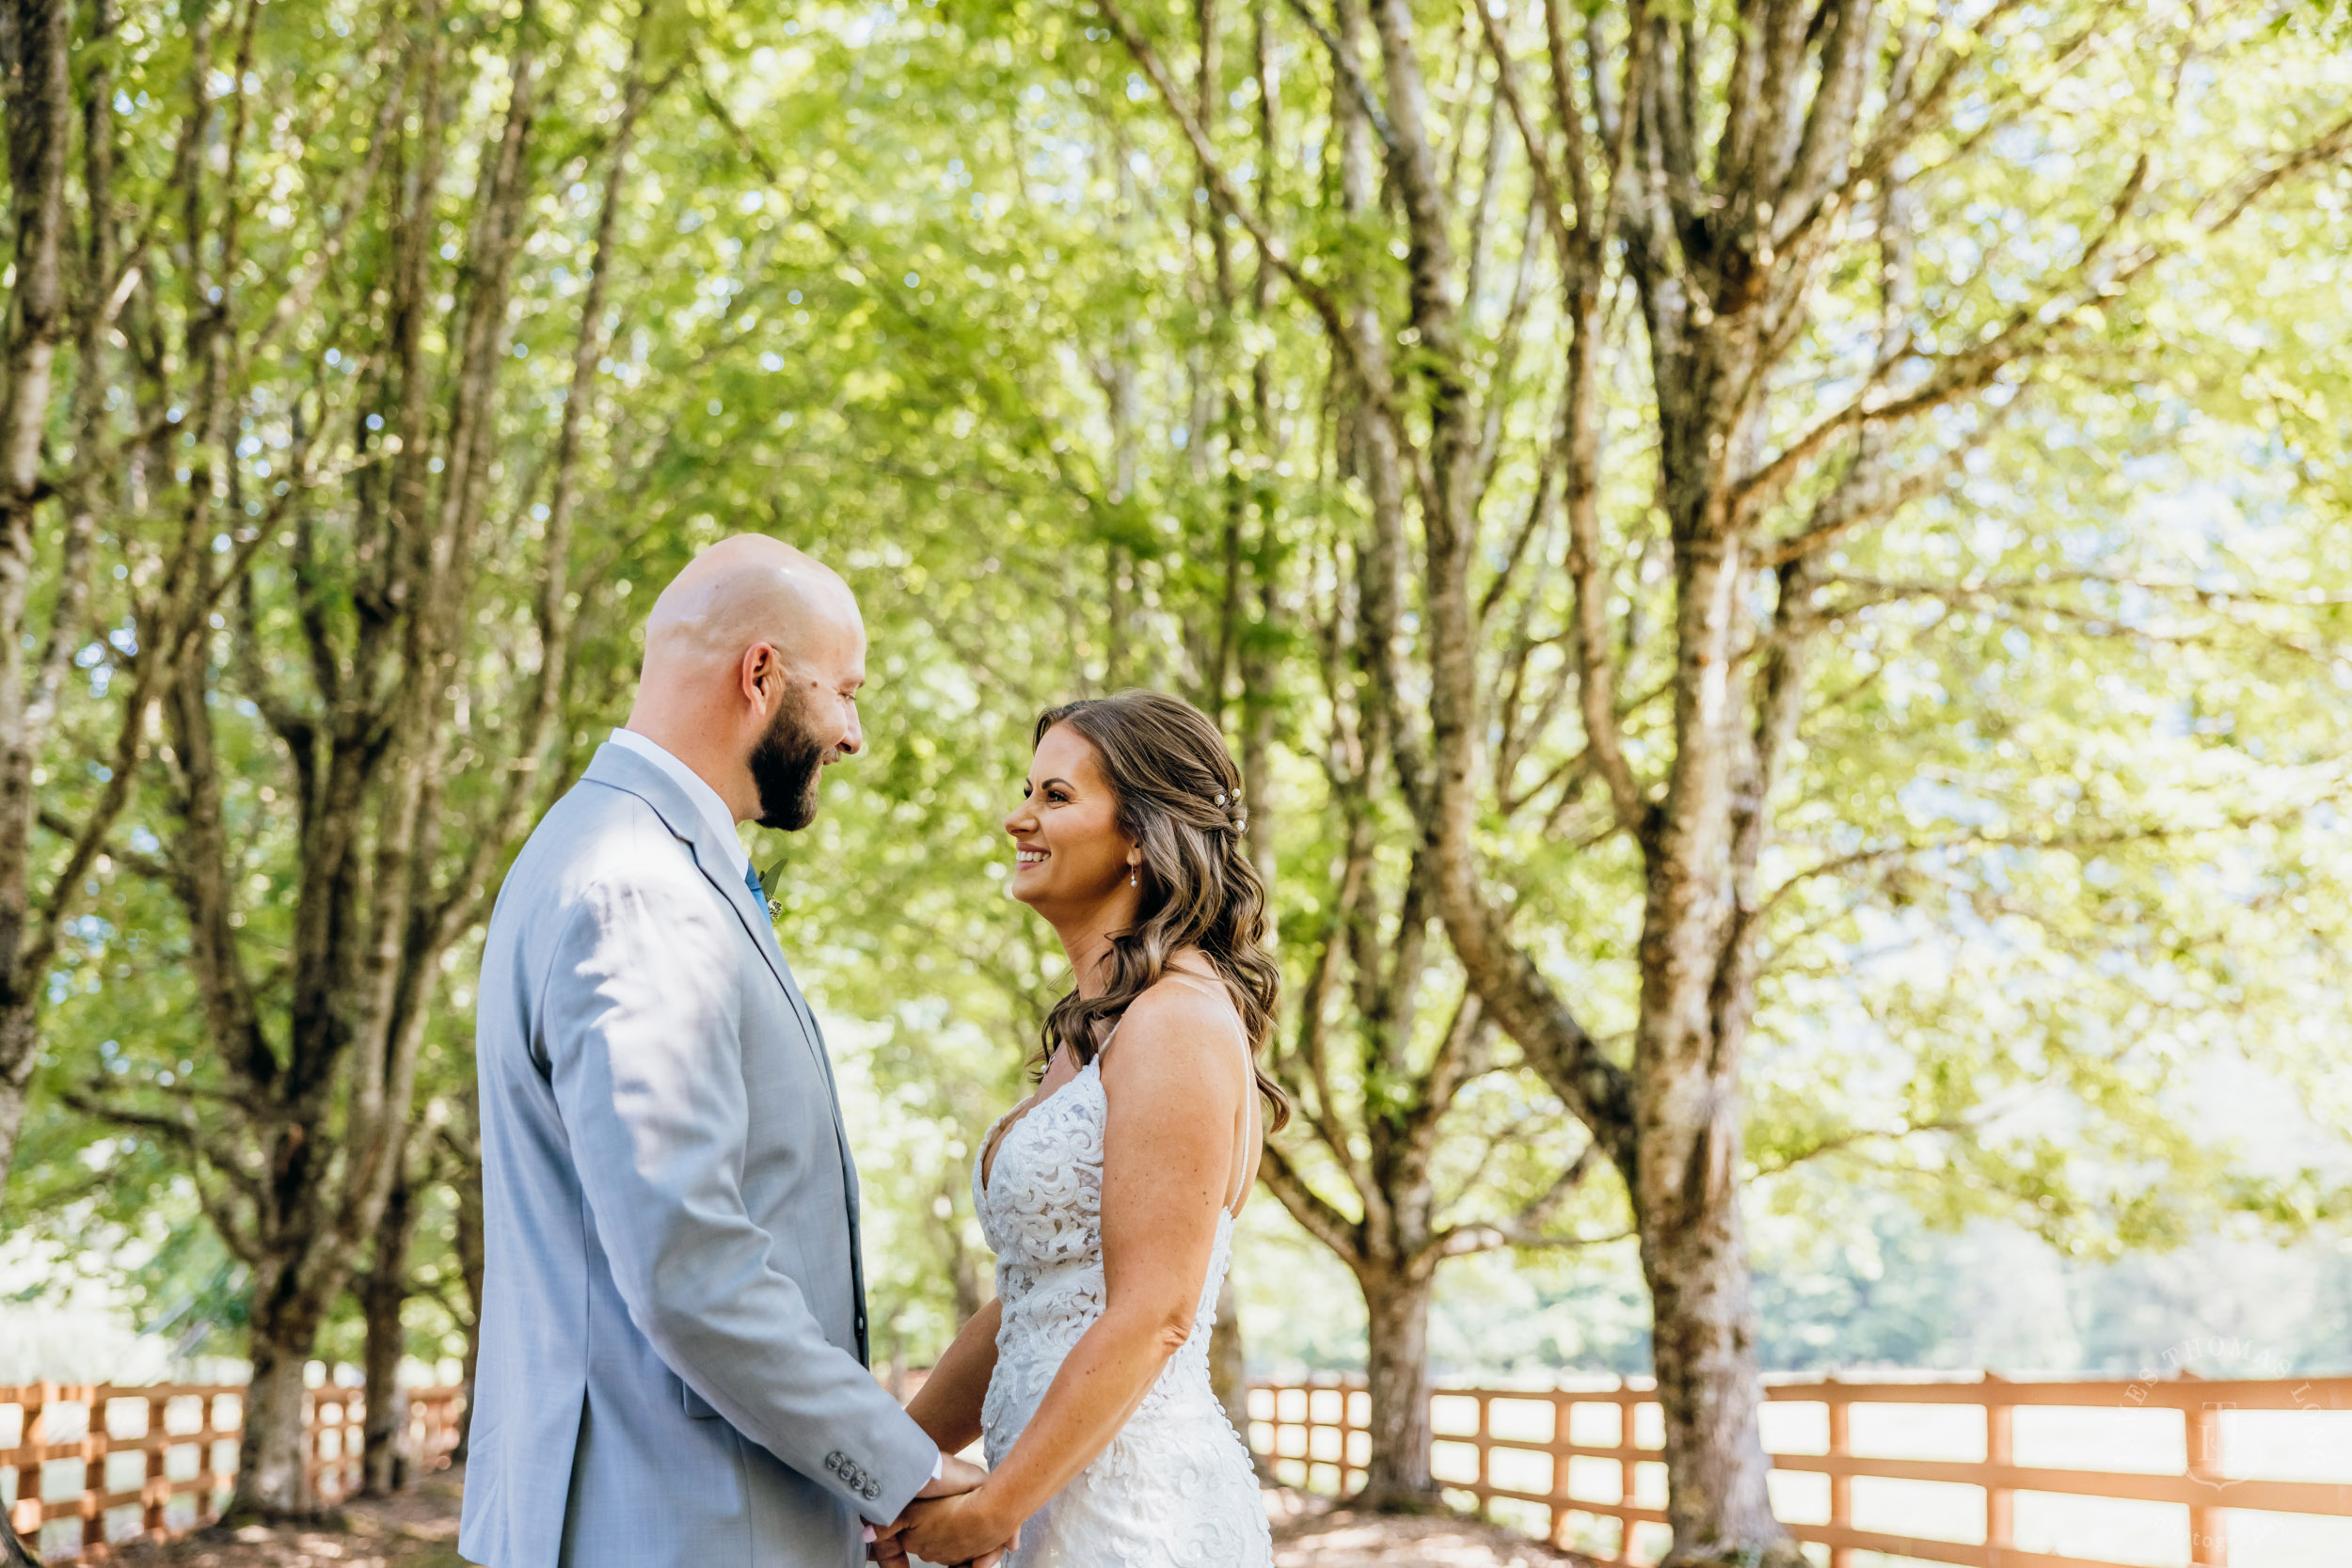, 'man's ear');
740,641,779,710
